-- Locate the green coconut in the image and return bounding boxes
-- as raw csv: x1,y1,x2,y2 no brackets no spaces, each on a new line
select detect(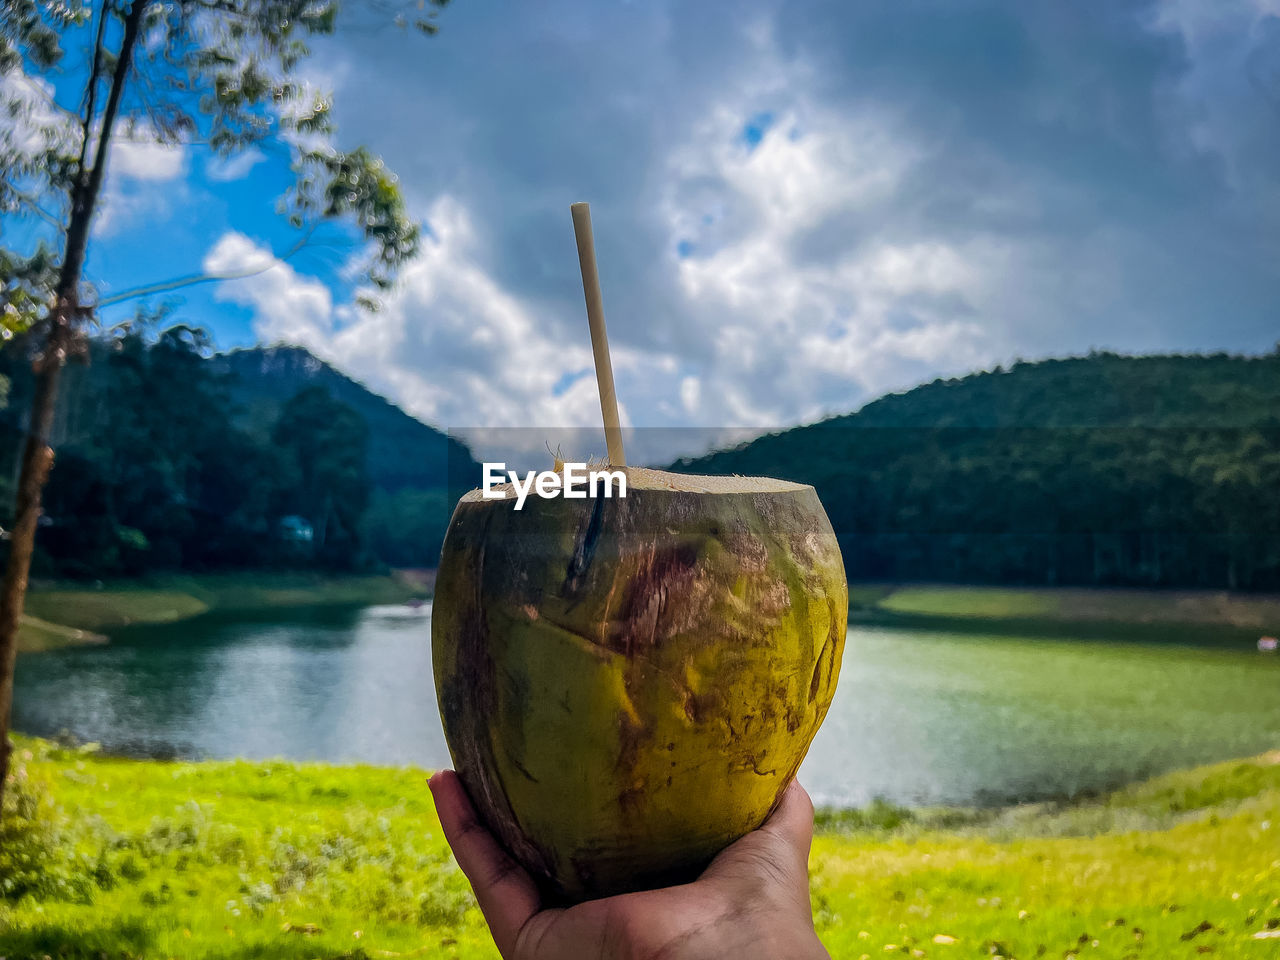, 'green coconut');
432,466,847,902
